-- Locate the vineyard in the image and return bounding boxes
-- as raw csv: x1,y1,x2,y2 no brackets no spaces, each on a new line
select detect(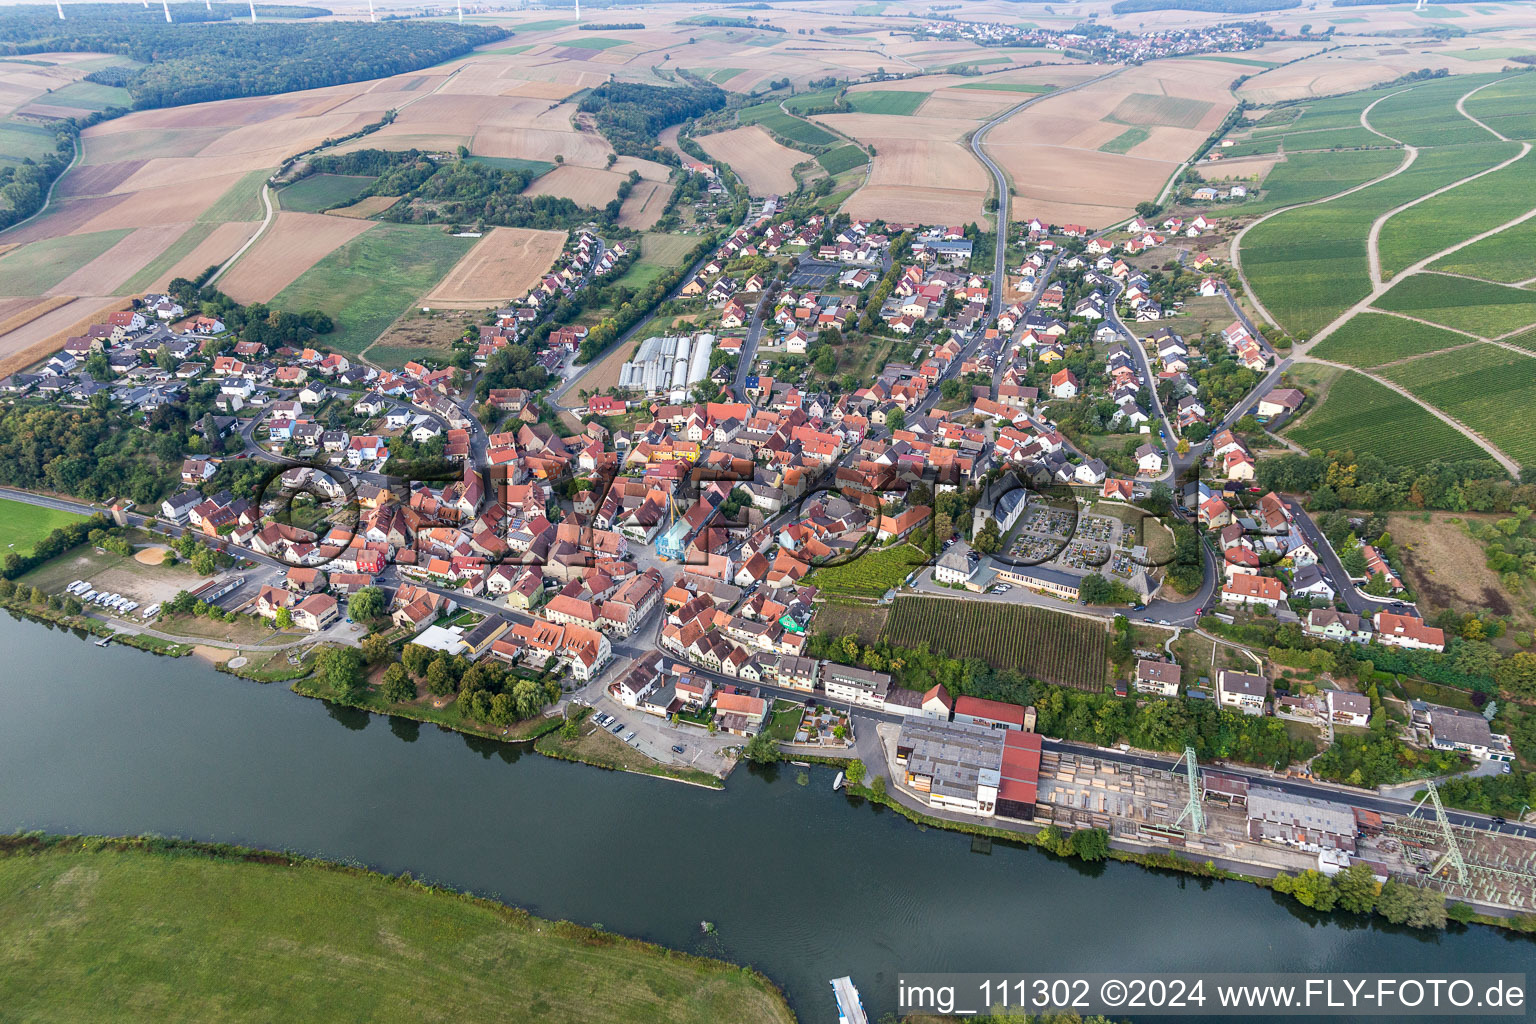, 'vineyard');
1381,345,1536,467
1309,312,1470,368
799,542,926,598
881,597,1108,691
737,101,836,148
1374,272,1536,338
1430,216,1536,284
1284,369,1486,467
1376,148,1536,279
